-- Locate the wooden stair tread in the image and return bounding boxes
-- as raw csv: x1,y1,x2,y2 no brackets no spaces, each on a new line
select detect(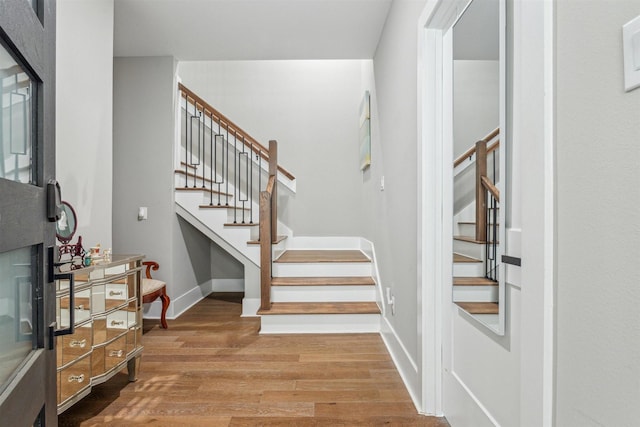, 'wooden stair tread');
271,276,375,286
179,161,197,170
457,221,499,225
453,235,498,244
224,222,258,227
275,250,371,263
247,236,288,245
453,253,482,263
258,302,380,315
199,204,250,211
175,187,233,197
453,277,498,286
175,169,220,185
455,302,499,314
